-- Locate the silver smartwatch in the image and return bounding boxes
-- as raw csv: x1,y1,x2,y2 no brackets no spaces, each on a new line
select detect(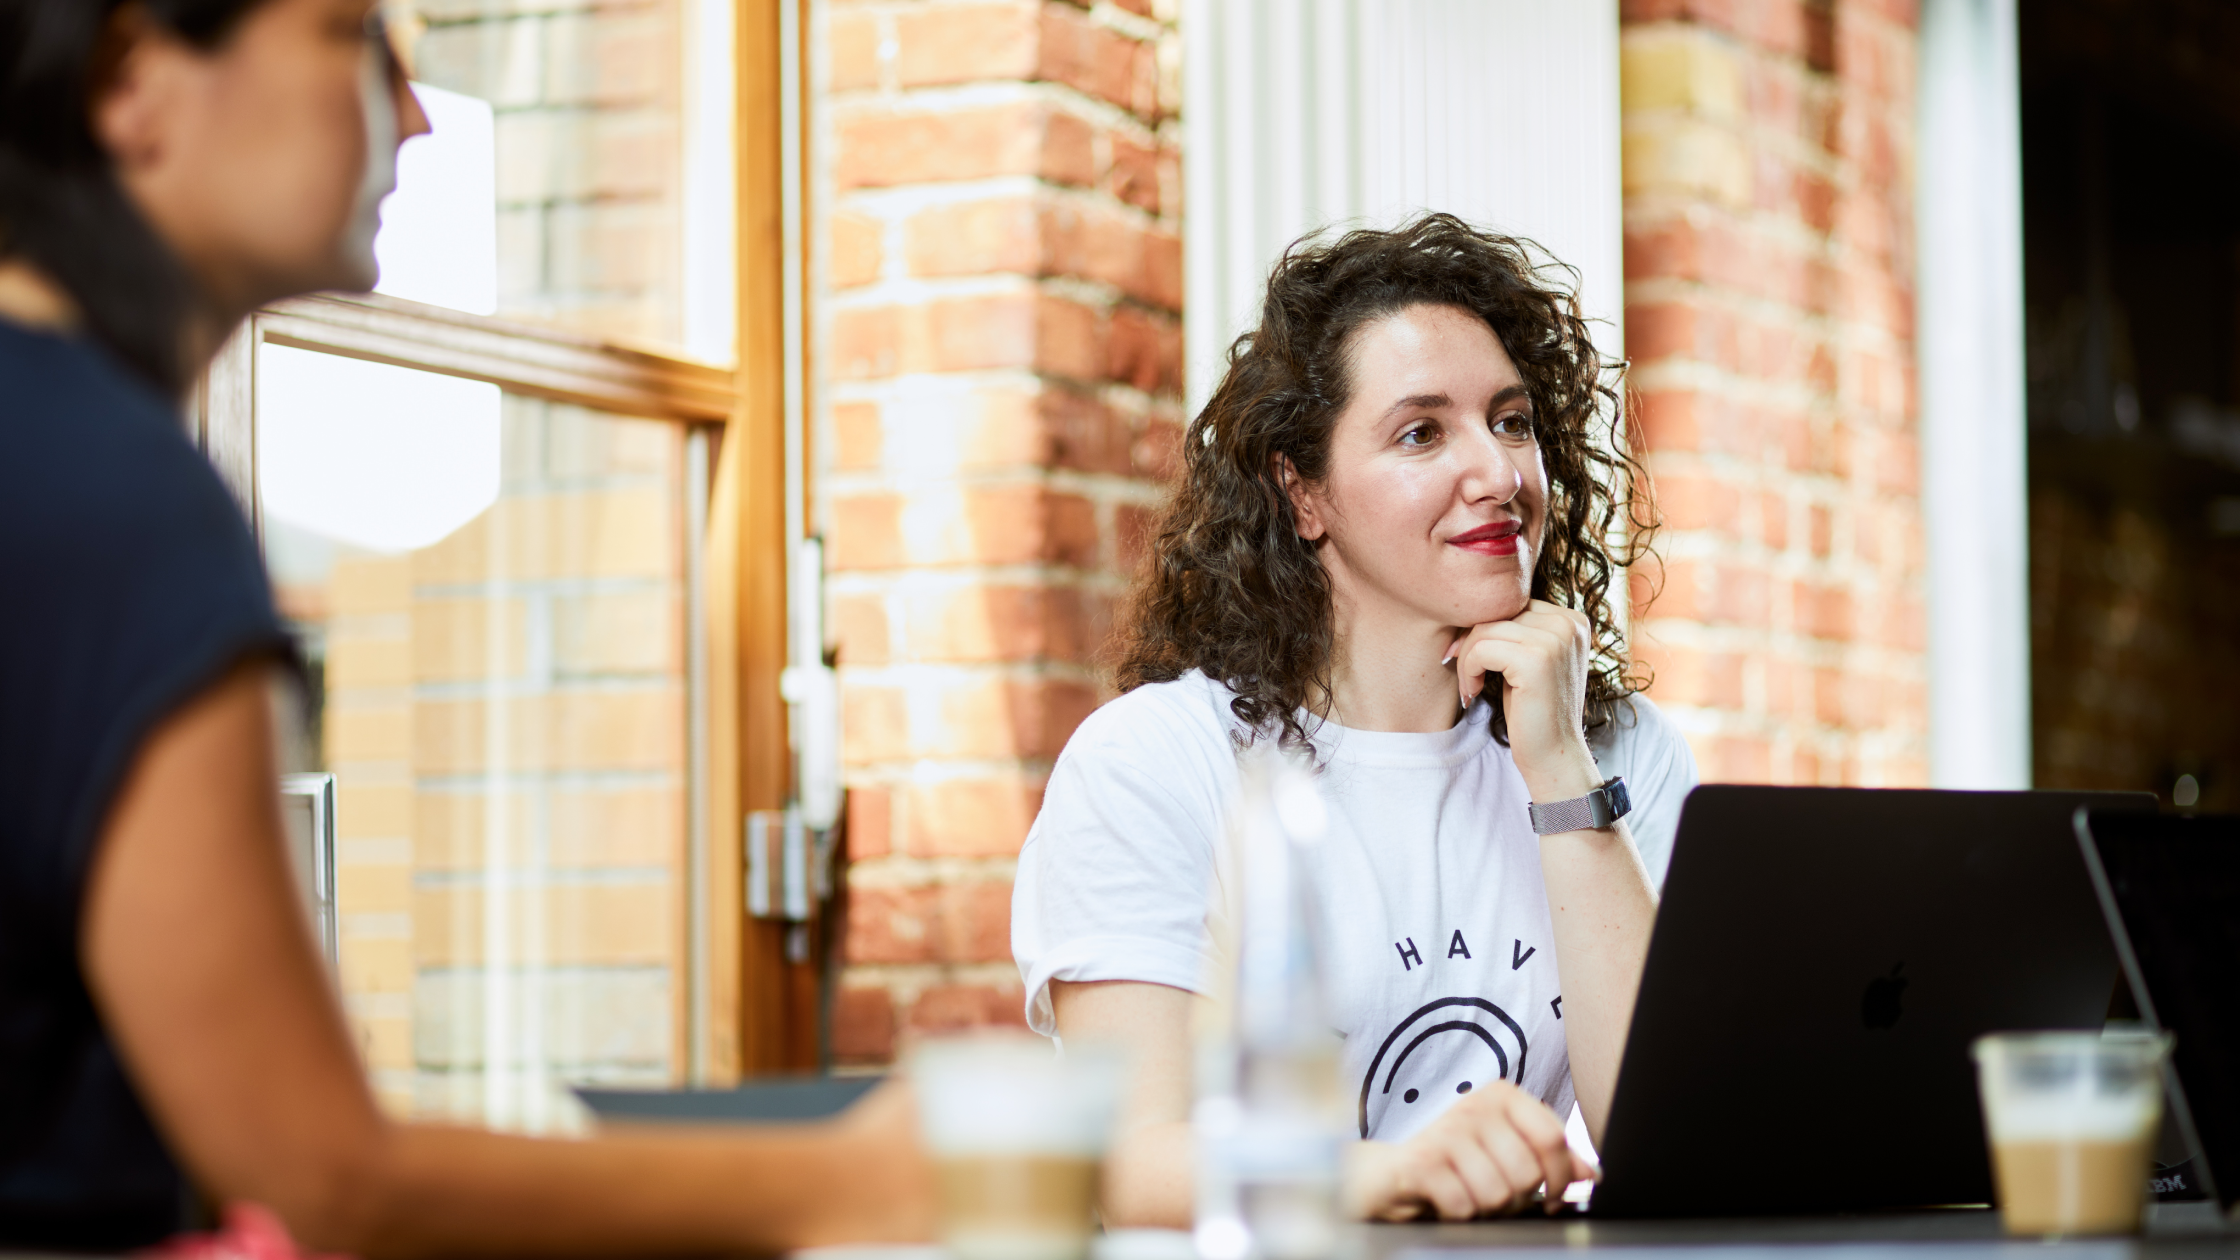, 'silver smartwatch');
1527,776,1631,835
